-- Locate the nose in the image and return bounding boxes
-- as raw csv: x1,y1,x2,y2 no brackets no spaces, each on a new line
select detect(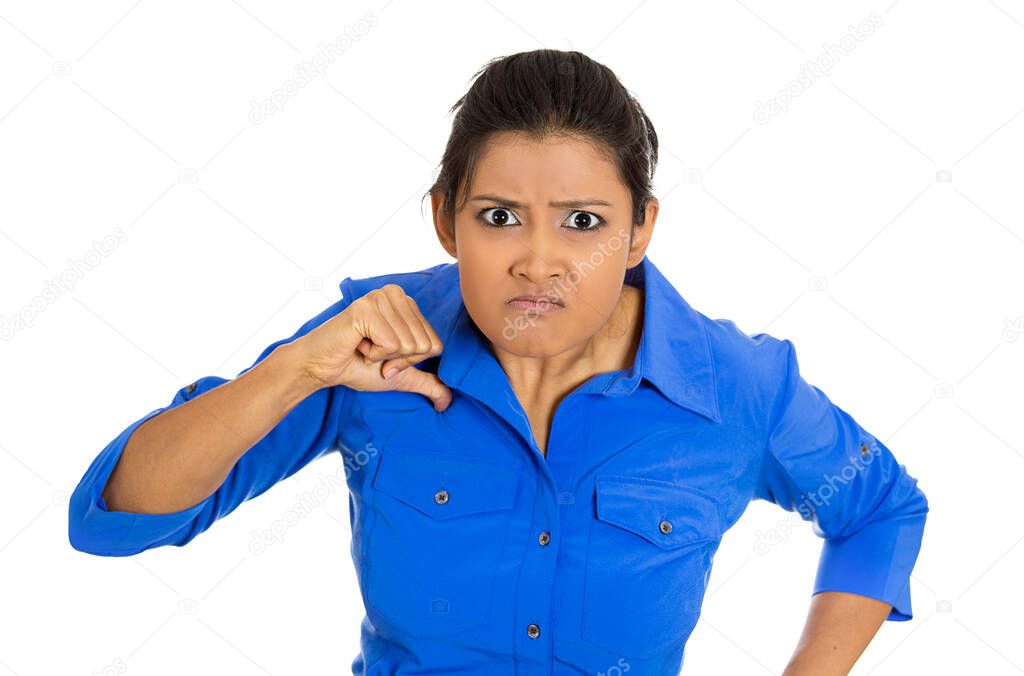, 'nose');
509,222,566,284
